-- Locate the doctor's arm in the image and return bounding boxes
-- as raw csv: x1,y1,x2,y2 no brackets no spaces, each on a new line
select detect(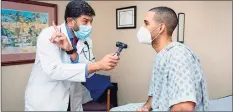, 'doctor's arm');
49,27,78,63
39,30,87,82
40,29,118,82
